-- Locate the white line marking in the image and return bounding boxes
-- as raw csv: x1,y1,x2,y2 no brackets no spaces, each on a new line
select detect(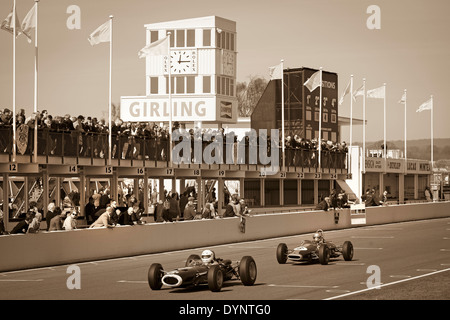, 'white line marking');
351,236,394,239
324,268,450,300
326,289,350,293
440,249,450,252
354,247,383,250
389,275,411,279
117,280,147,284
268,284,339,289
335,263,366,266
417,269,437,272
0,279,44,282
